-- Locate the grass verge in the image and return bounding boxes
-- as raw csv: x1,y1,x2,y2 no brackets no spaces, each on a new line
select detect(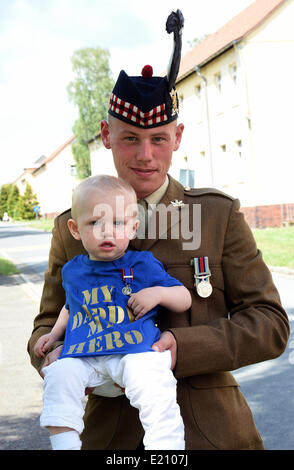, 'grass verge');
25,219,54,231
0,258,20,275
253,226,294,269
